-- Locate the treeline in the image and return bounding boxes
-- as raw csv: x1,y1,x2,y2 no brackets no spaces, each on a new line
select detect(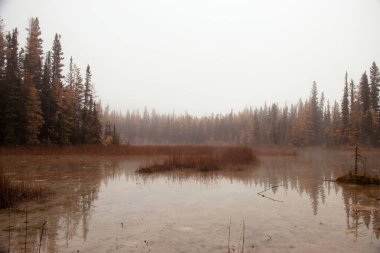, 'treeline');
105,62,380,147
0,17,378,147
0,18,102,145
